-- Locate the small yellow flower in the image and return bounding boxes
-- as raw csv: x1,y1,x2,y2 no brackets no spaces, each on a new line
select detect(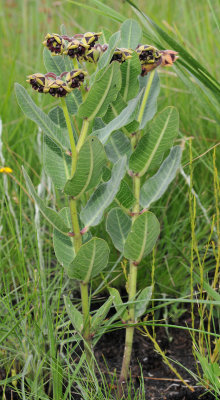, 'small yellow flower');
0,167,13,174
